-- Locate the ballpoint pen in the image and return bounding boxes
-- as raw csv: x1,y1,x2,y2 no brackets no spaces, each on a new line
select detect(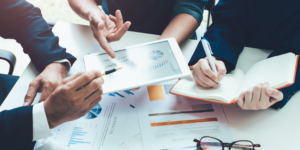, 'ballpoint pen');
101,67,123,76
201,37,221,86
